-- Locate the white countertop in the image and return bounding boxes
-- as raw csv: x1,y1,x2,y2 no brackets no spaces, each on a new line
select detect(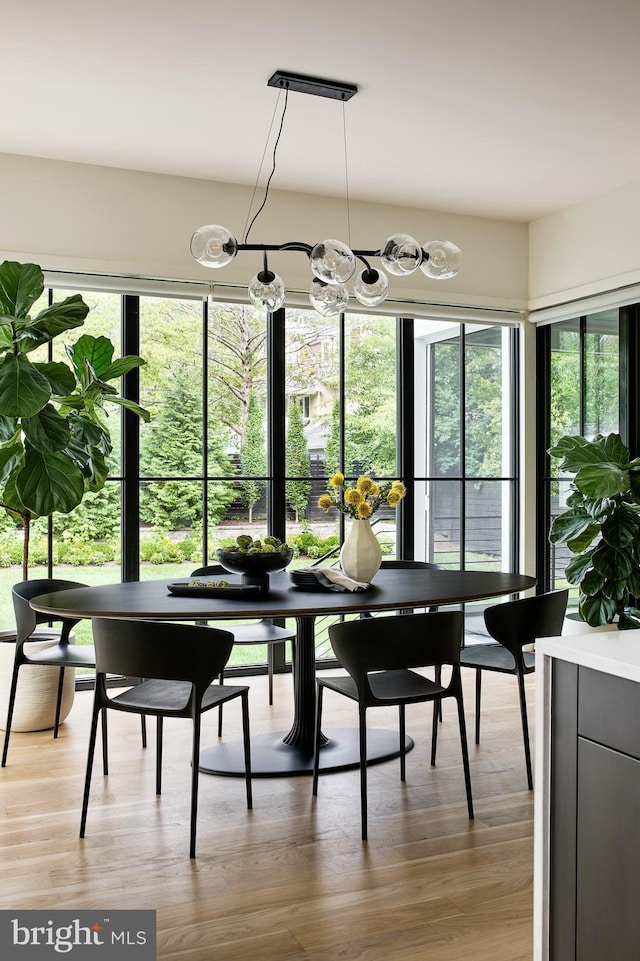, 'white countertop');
537,628,640,683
